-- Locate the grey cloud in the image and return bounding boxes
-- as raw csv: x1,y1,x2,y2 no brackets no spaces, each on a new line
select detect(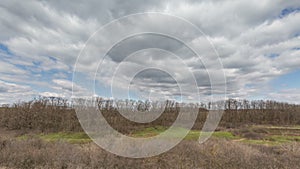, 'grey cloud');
0,80,35,104
107,34,185,63
0,86,8,93
52,79,91,98
0,0,299,102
